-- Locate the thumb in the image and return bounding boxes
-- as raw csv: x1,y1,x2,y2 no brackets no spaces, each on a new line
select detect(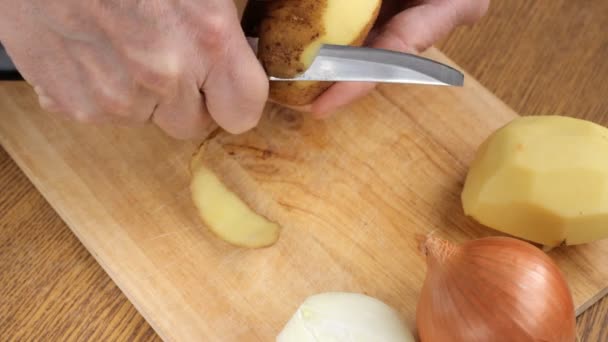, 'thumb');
311,0,489,117
372,0,490,53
